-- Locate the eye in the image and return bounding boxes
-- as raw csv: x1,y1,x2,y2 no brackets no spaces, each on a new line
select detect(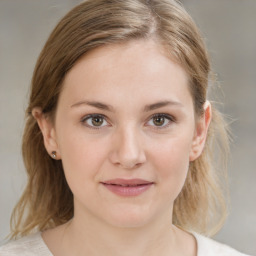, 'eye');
81,114,109,128
146,114,174,128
